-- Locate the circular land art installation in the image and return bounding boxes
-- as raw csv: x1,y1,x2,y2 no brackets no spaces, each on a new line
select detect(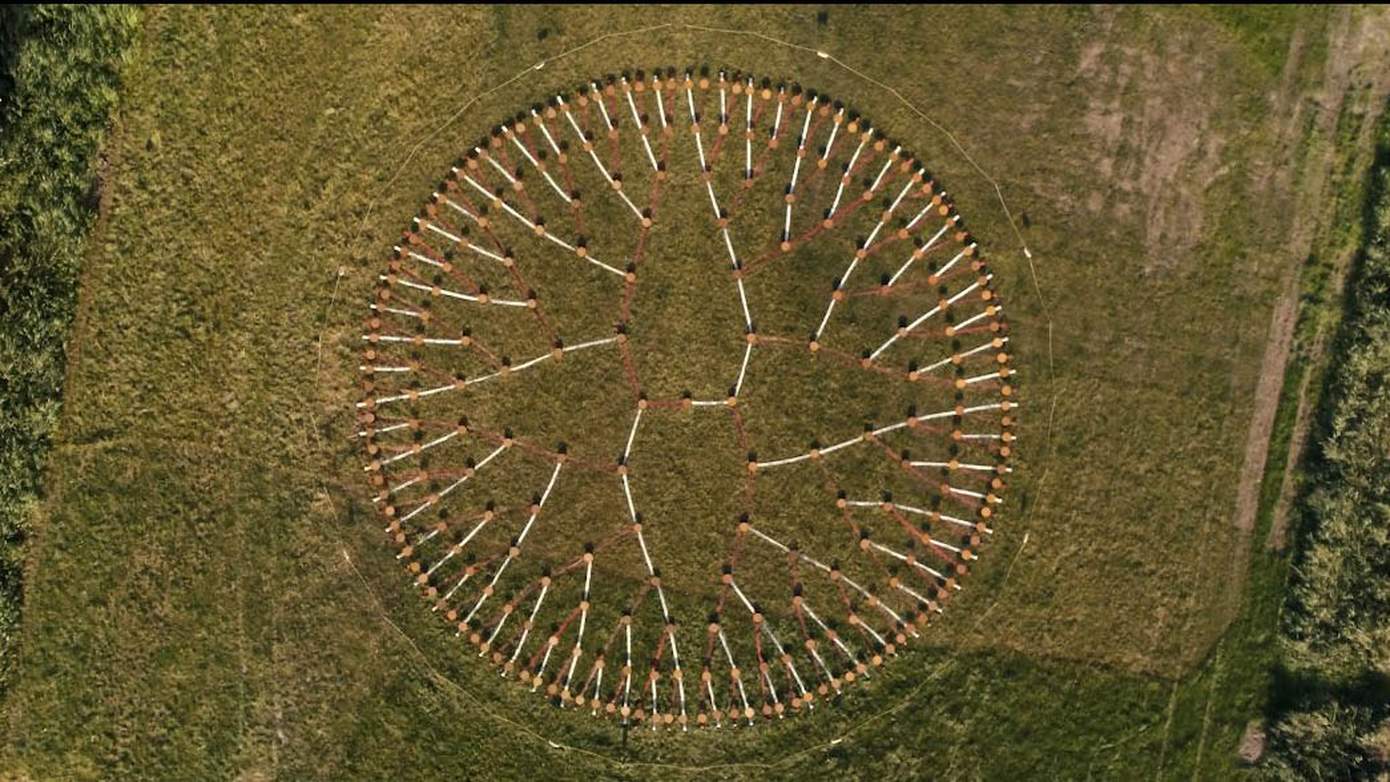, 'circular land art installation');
356,68,1017,731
